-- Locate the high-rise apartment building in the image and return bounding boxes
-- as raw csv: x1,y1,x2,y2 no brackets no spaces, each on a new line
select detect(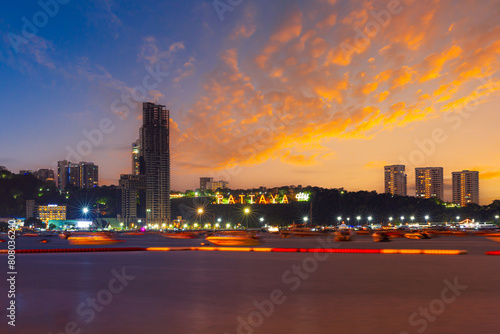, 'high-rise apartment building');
58,160,71,190
452,170,479,206
119,174,146,225
200,177,213,192
384,165,407,196
79,162,99,189
57,161,98,190
141,102,170,224
415,167,444,200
